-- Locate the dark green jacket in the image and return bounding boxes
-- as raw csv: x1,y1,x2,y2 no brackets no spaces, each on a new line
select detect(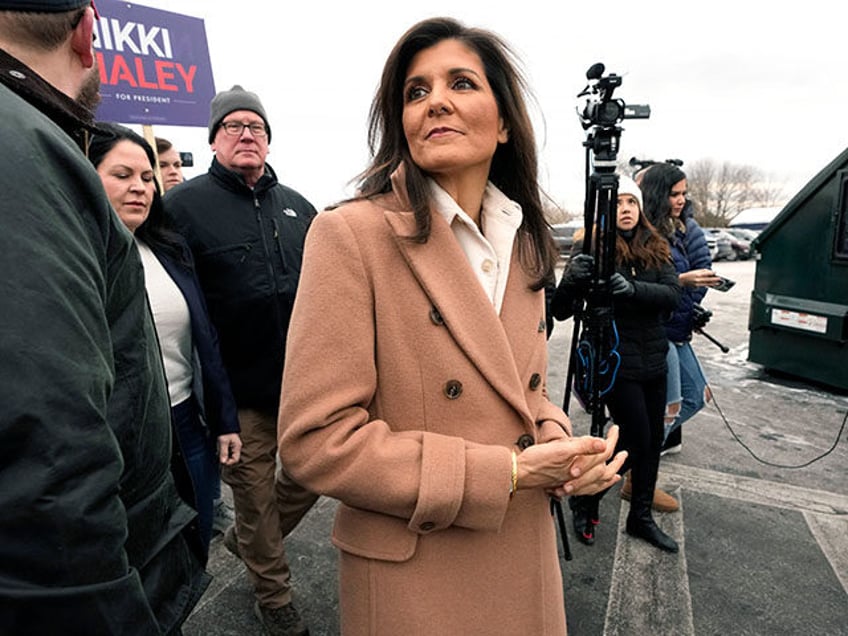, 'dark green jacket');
0,50,207,634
